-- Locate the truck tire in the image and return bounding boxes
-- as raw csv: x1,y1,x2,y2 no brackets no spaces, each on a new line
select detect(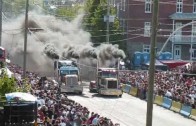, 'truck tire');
78,91,82,95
